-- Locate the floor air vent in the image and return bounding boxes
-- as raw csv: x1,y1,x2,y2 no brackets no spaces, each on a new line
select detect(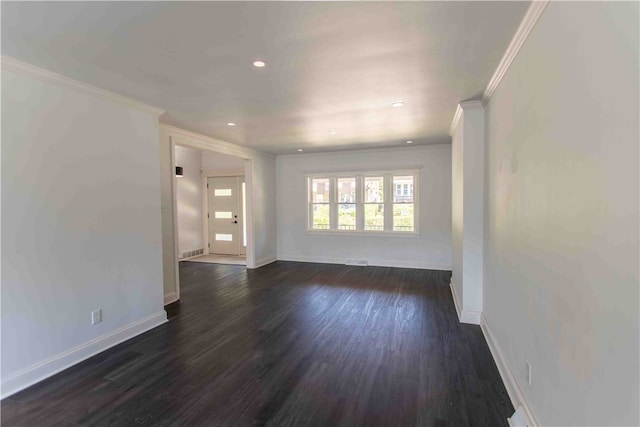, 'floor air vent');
345,260,368,266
